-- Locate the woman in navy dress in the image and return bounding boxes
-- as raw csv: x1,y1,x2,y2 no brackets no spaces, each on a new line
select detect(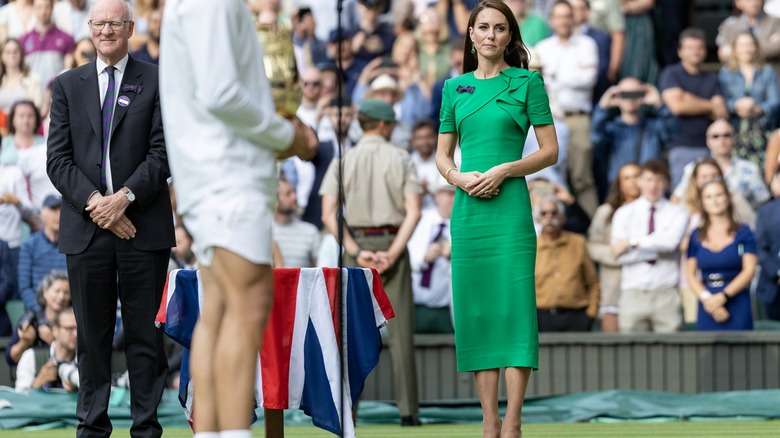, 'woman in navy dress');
686,179,757,330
